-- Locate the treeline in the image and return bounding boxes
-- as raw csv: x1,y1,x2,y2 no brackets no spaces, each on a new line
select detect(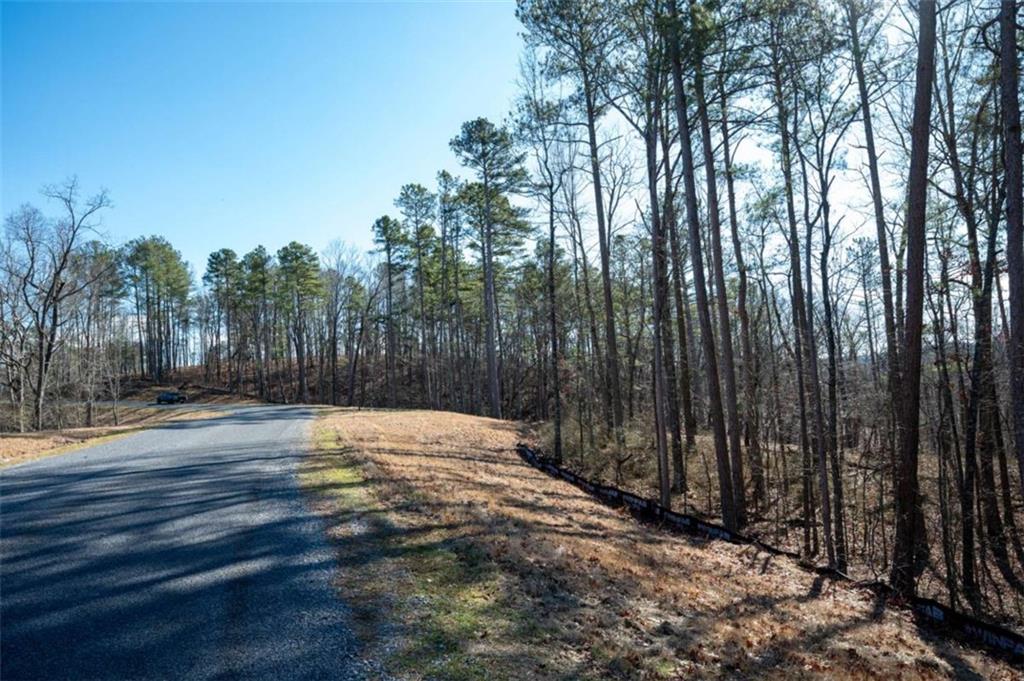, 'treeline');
3,0,1024,627
507,0,1024,625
